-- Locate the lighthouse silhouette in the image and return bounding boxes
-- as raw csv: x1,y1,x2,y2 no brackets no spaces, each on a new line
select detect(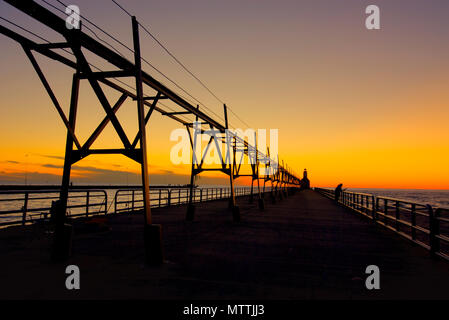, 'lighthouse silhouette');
300,169,310,190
